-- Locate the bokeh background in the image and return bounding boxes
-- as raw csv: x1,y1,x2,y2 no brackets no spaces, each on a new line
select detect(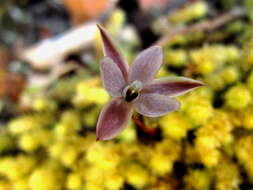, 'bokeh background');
1,0,253,189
